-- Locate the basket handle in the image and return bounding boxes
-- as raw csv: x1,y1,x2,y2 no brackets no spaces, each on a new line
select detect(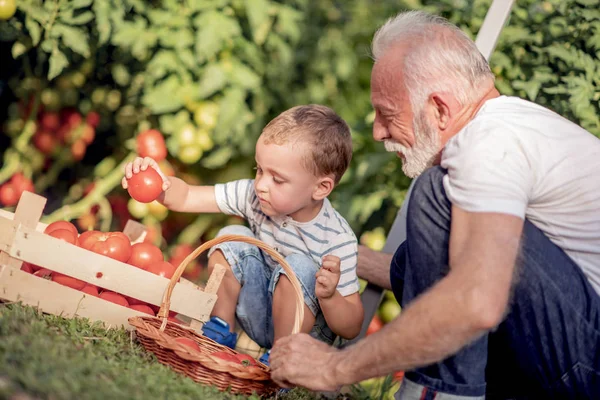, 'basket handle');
157,234,305,336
